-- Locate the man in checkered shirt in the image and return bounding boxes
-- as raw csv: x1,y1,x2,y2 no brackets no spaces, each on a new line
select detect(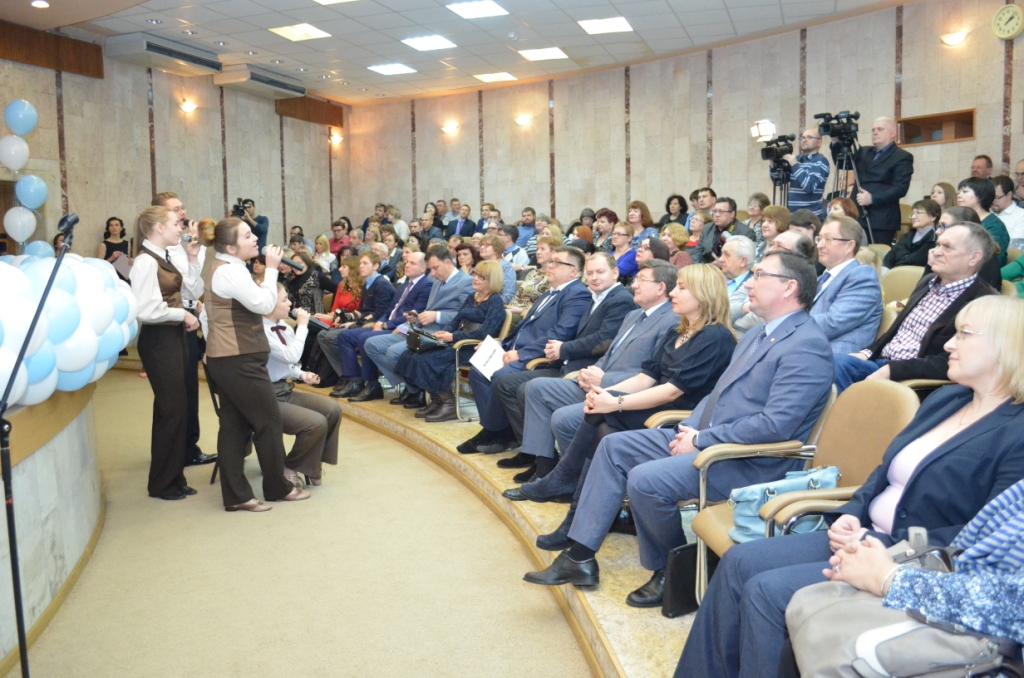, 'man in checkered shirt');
832,222,998,392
